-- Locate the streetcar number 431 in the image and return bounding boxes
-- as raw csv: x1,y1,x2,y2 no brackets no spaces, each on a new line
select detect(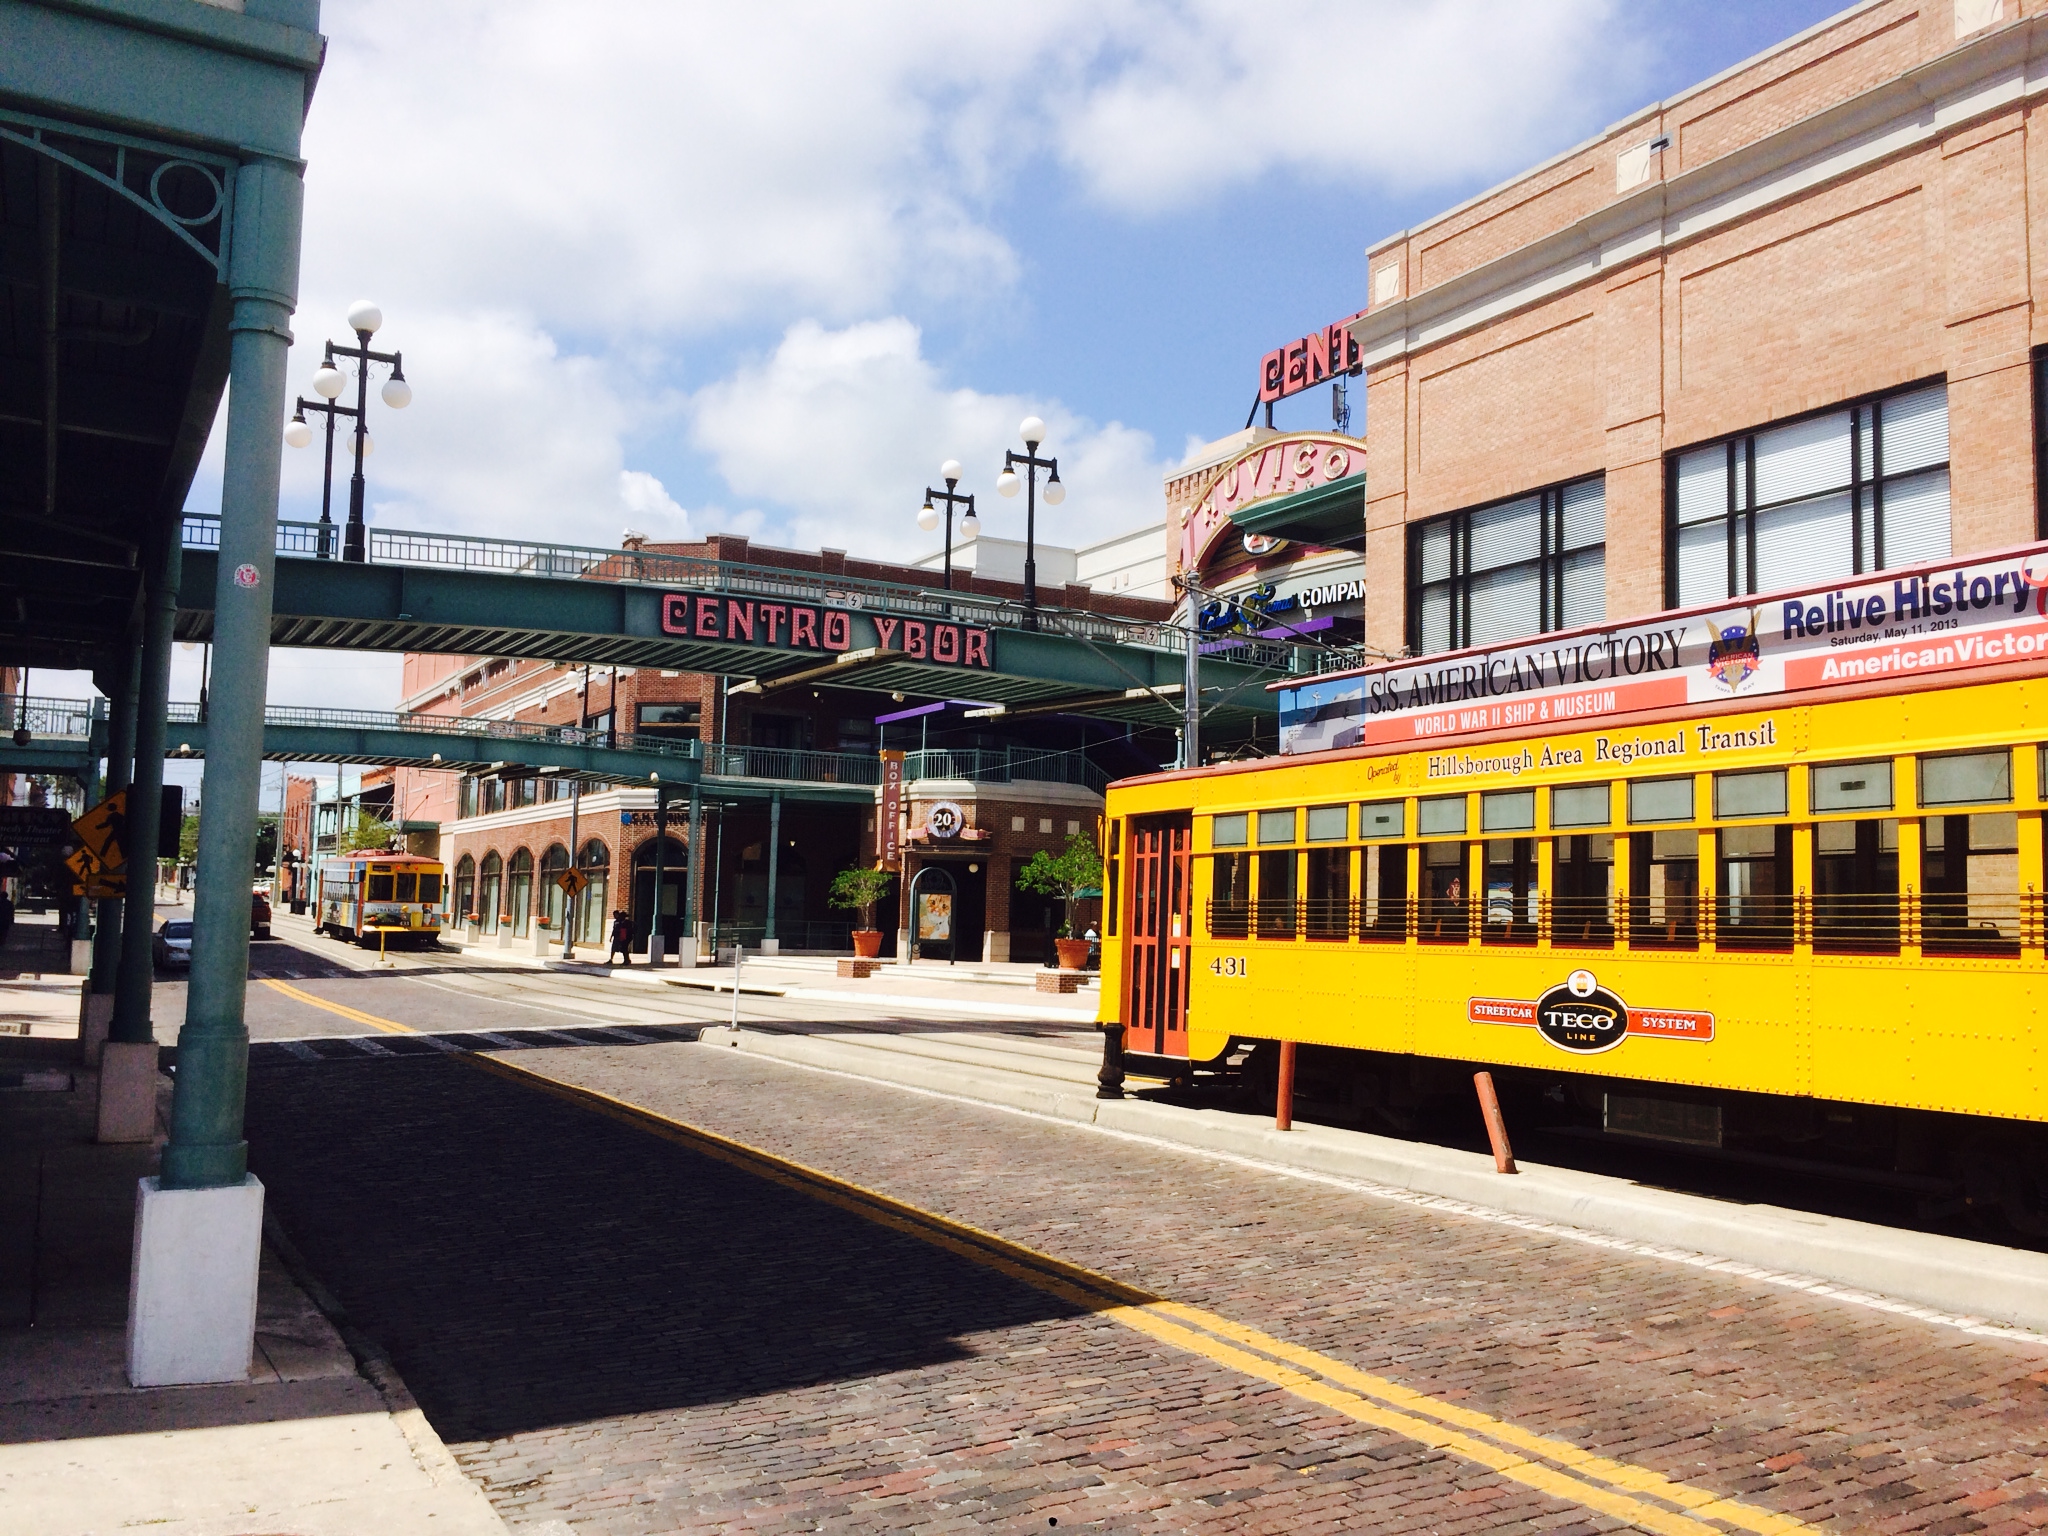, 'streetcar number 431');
1209,956,1249,978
